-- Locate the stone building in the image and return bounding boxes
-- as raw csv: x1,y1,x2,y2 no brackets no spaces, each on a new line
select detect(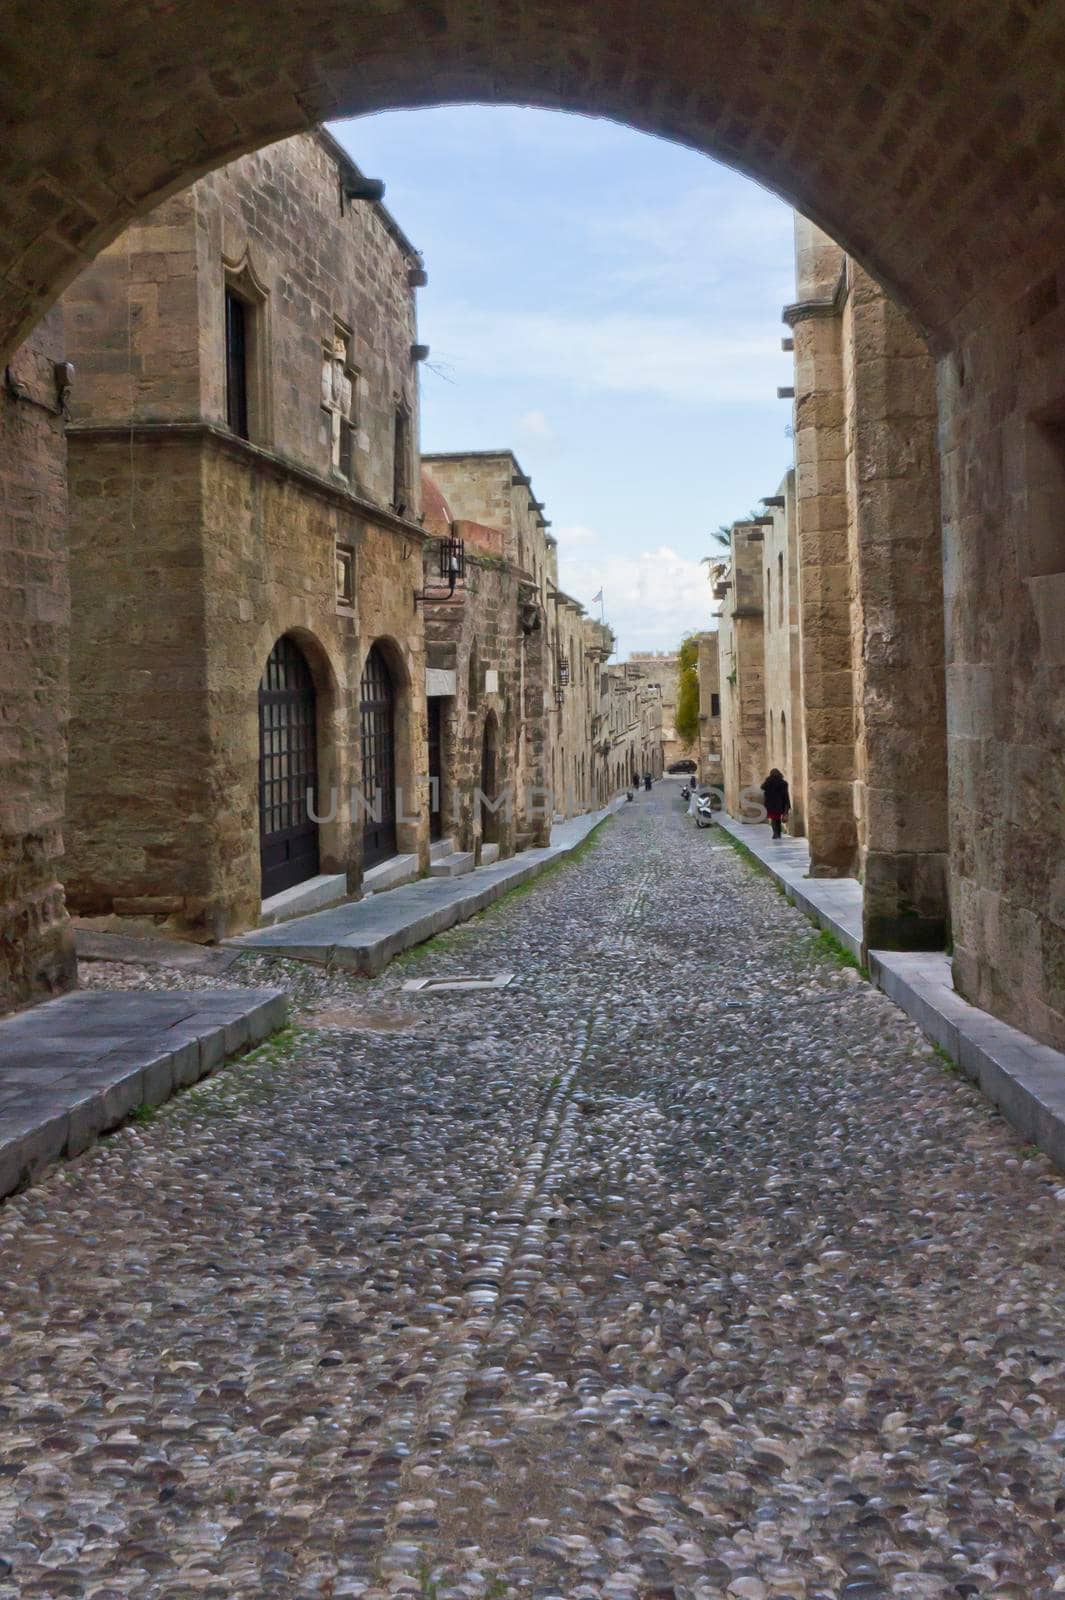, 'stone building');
548,588,598,819
758,471,806,836
0,316,76,1010
418,459,549,864
624,651,696,770
695,632,722,788
61,130,431,939
786,218,946,950
422,449,626,845
714,524,768,817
